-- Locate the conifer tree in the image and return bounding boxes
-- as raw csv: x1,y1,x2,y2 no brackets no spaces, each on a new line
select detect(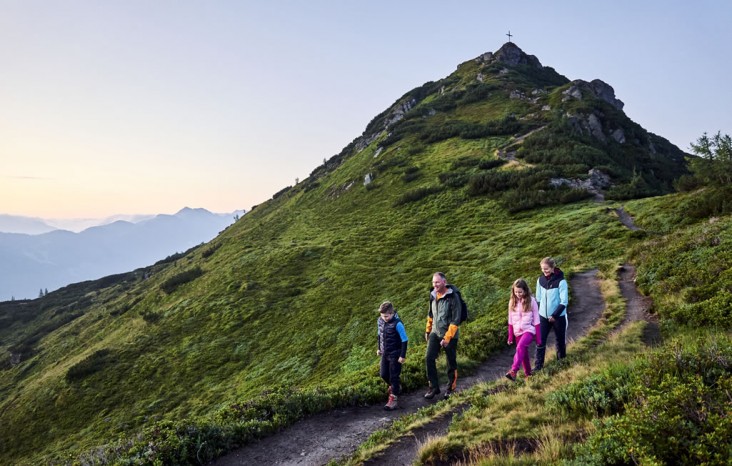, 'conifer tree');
689,131,732,186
